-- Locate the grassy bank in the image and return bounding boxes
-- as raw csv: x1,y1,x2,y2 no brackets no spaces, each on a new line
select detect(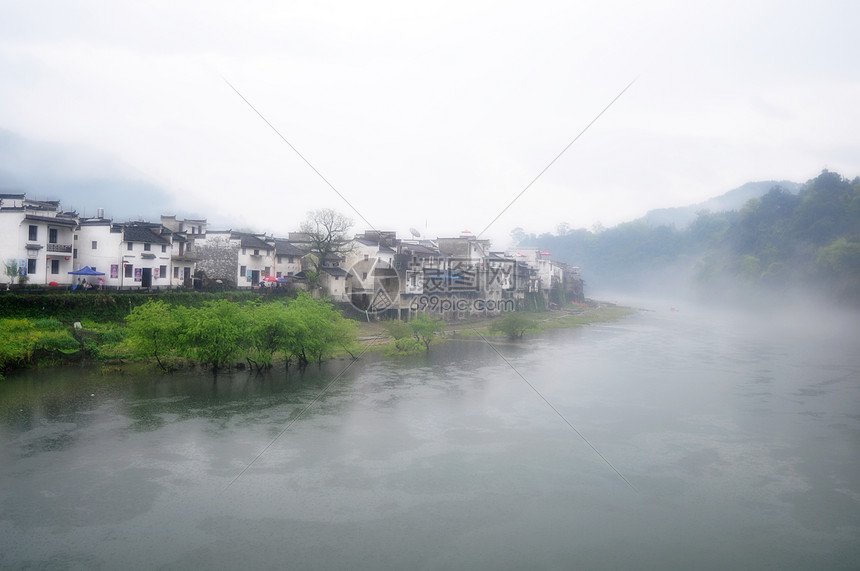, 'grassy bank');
1,296,634,379
0,292,354,379
356,301,636,354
